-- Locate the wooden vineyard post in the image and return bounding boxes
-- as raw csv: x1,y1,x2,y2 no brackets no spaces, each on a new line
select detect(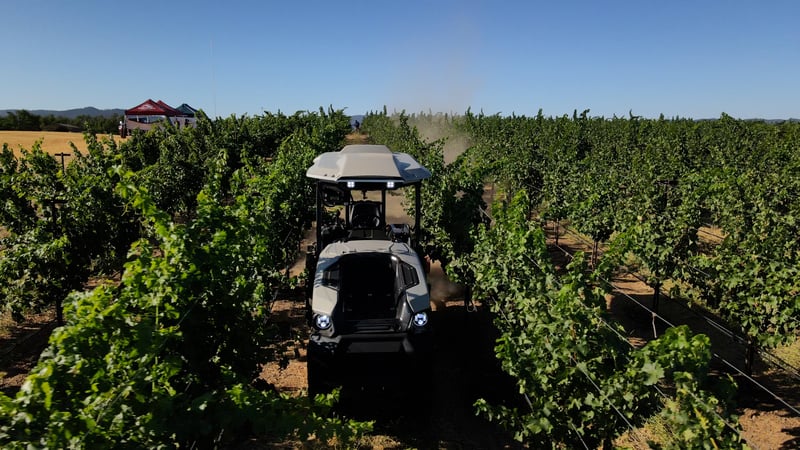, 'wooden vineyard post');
554,220,559,246
744,337,756,376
